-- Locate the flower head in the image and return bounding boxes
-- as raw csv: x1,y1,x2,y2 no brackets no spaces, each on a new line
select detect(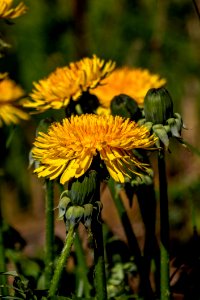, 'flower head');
0,0,27,19
93,67,166,110
0,75,29,126
24,55,115,113
32,114,156,184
